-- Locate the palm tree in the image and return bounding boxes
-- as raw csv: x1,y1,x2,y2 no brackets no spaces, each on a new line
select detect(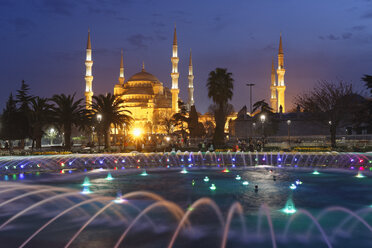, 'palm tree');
207,68,234,145
29,97,53,149
50,94,86,150
91,93,132,149
252,100,274,113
